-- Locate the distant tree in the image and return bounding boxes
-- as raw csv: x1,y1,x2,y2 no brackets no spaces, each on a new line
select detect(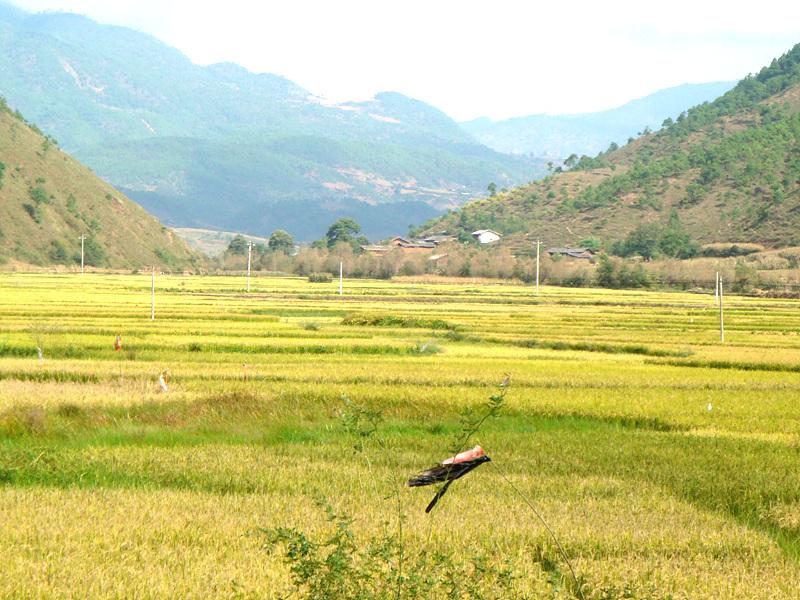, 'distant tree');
659,211,699,258
227,234,249,255
595,254,617,288
326,217,361,249
661,117,674,128
487,182,497,197
66,194,78,215
268,230,294,253
563,154,578,169
83,236,106,266
615,223,662,260
0,161,5,189
607,142,619,153
579,237,601,252
354,235,370,253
